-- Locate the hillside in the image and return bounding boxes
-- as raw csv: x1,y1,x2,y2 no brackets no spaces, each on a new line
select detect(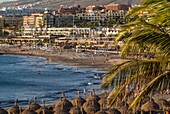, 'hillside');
0,0,141,9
